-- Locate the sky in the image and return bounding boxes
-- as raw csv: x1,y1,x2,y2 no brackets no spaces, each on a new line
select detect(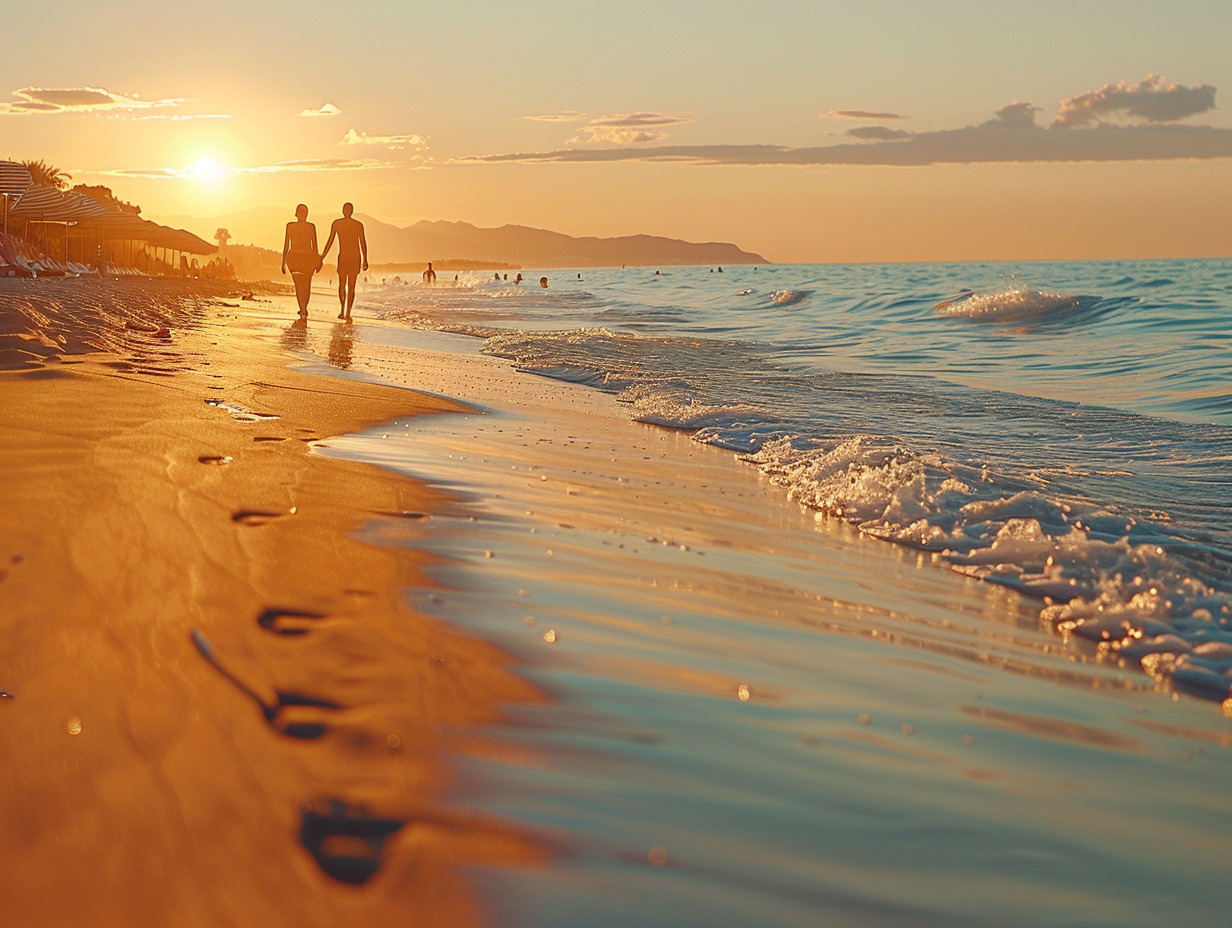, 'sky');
3,0,1231,263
